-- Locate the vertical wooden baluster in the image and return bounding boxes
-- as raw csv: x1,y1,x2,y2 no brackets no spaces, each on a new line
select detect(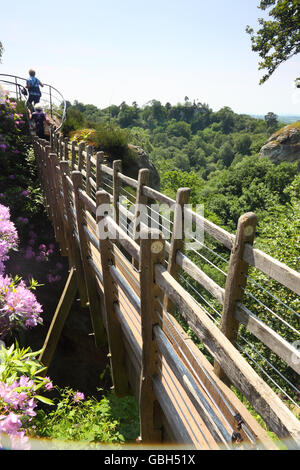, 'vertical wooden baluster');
60,161,89,306
49,152,68,256
139,227,165,443
86,145,93,196
132,169,149,267
112,160,122,225
64,137,69,161
96,190,129,396
214,212,257,382
78,142,85,171
72,172,106,347
163,187,190,314
96,151,104,190
71,141,76,171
